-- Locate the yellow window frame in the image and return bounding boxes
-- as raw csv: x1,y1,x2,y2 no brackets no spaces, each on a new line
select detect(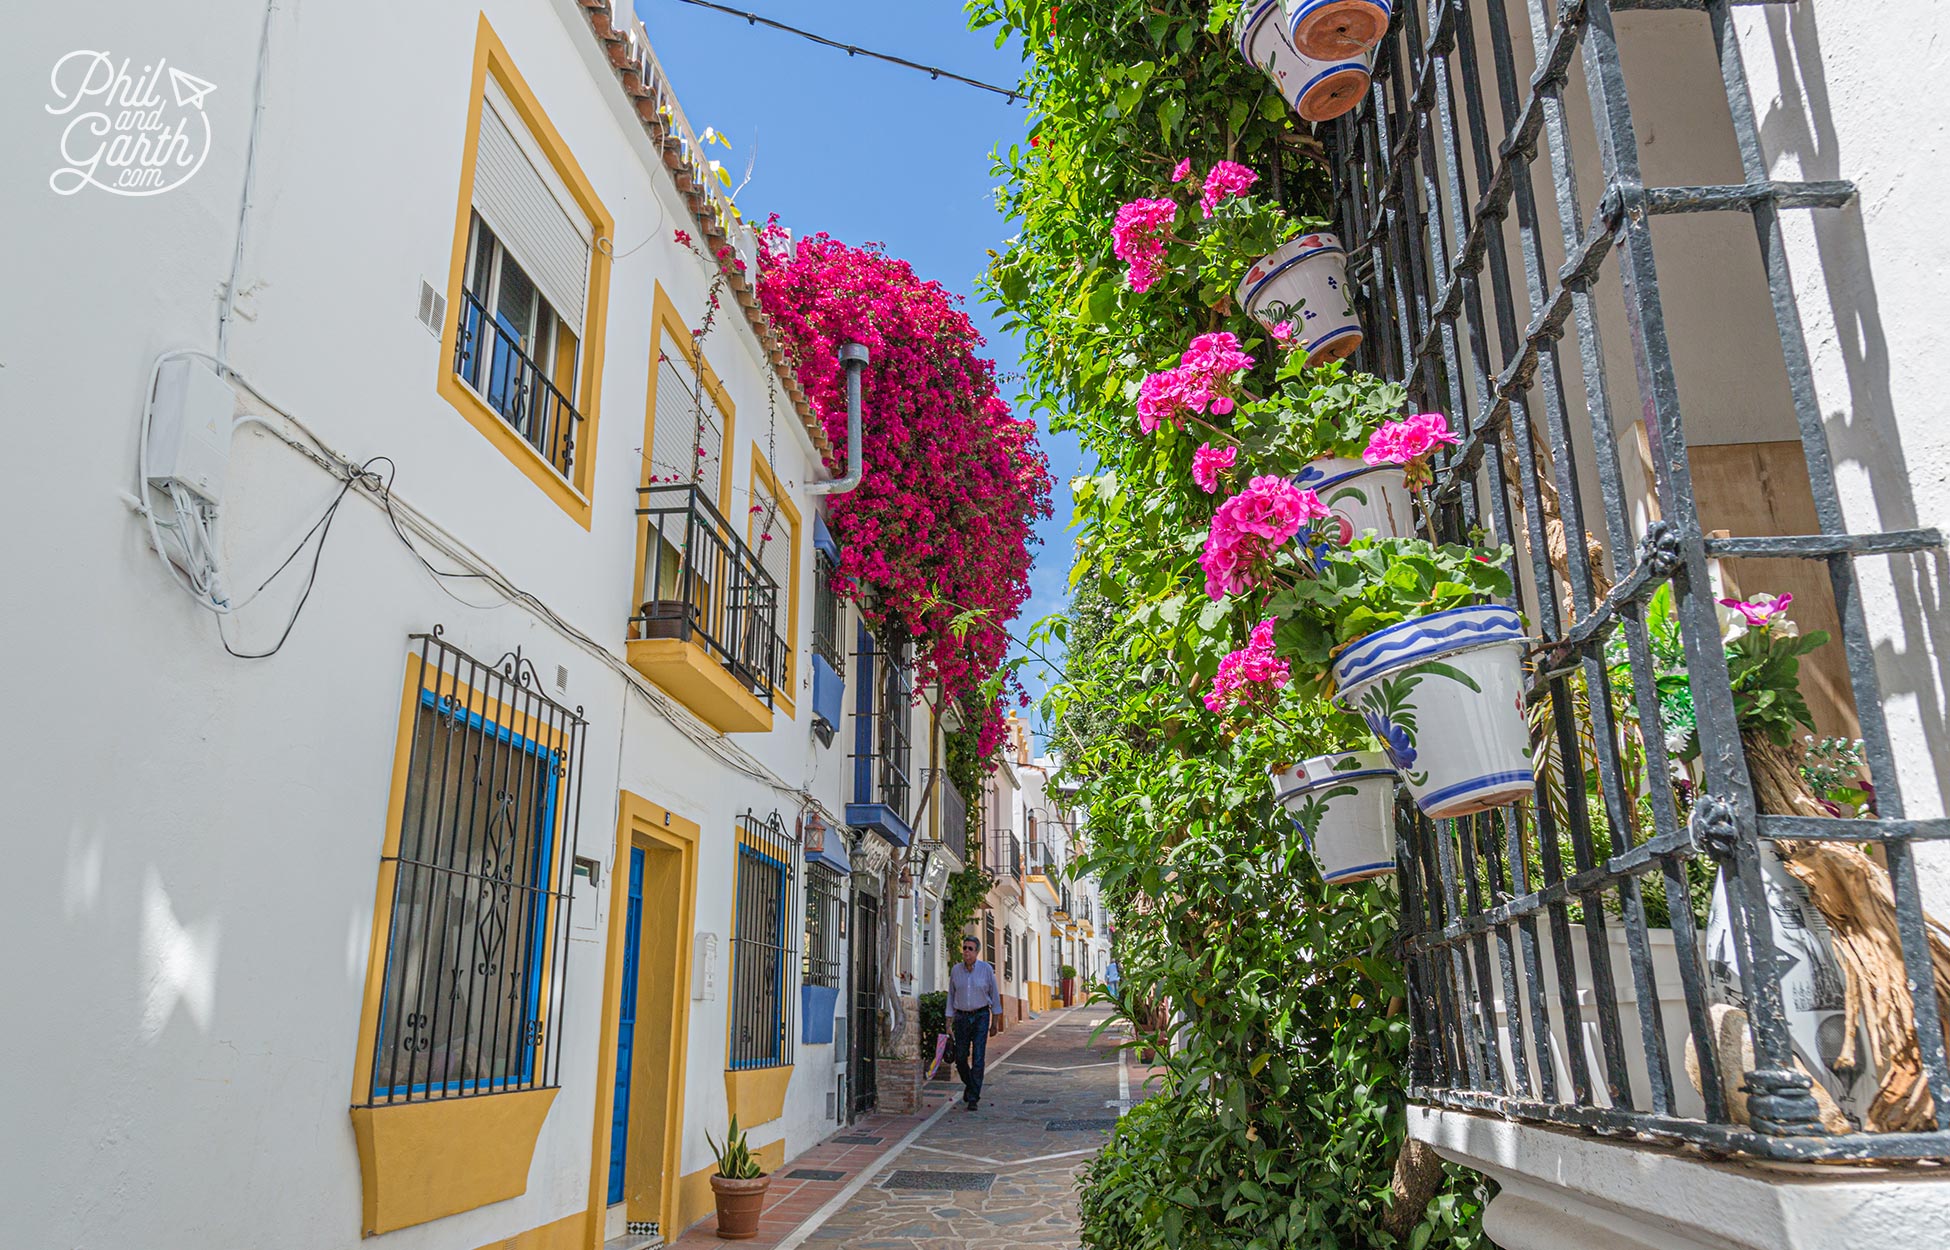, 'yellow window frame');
438,14,613,530
634,282,739,613
747,447,801,716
